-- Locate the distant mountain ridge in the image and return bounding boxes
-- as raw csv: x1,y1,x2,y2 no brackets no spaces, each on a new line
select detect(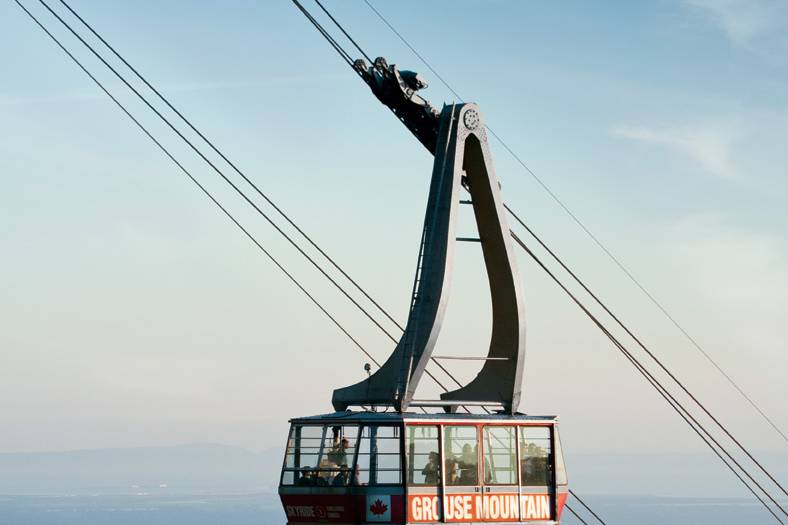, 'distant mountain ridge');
0,443,281,495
